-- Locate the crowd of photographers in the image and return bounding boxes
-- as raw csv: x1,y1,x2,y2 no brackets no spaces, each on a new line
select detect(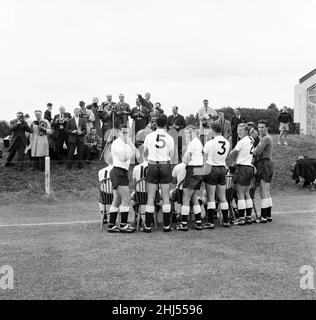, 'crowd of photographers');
1,92,266,171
